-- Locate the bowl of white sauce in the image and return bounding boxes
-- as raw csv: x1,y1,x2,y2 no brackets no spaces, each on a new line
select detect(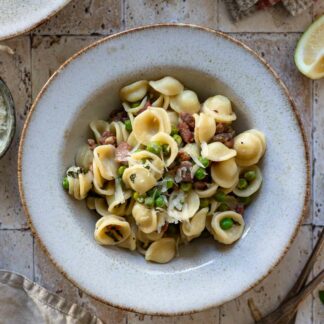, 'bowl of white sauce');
0,78,15,158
